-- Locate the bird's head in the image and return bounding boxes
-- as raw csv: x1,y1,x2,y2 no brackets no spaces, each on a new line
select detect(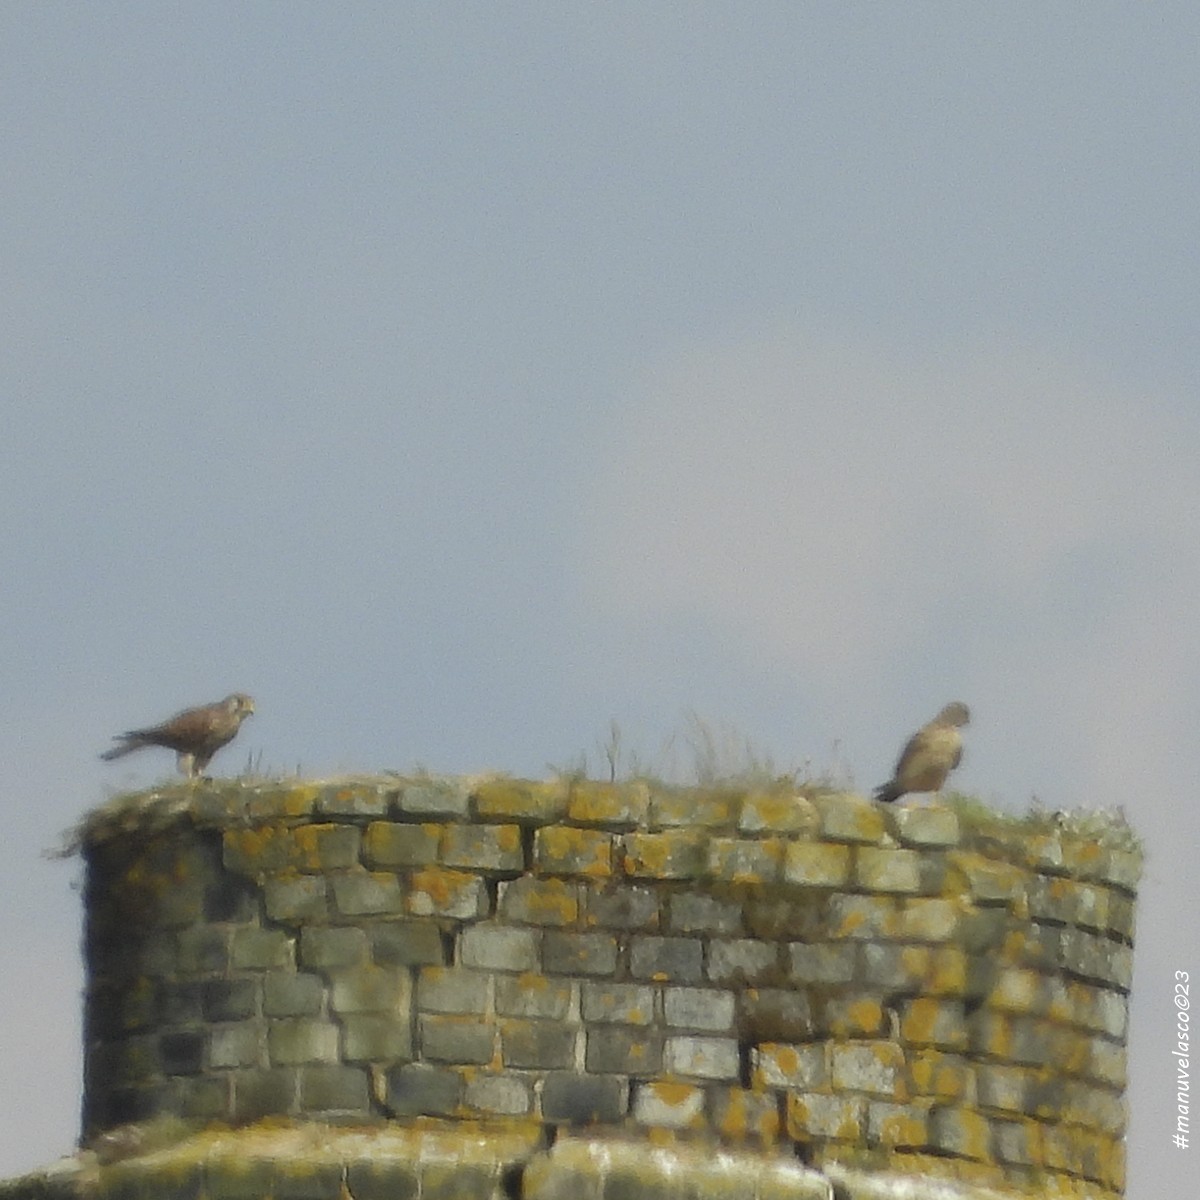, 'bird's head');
226,693,256,719
938,701,970,727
